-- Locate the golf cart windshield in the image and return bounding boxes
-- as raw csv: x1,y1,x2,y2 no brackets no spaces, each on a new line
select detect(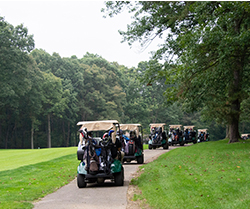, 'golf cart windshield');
77,120,120,143
120,124,141,138
169,125,182,130
150,123,166,131
184,126,195,130
198,129,208,133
